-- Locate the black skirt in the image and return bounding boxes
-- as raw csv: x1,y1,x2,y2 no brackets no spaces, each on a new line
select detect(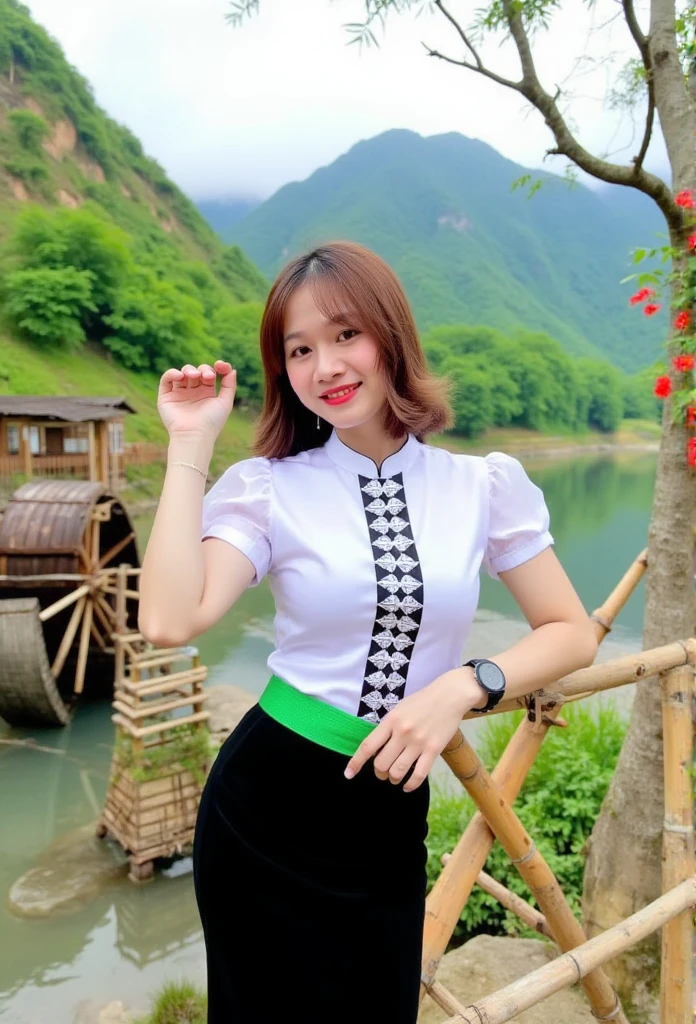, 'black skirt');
193,704,430,1023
